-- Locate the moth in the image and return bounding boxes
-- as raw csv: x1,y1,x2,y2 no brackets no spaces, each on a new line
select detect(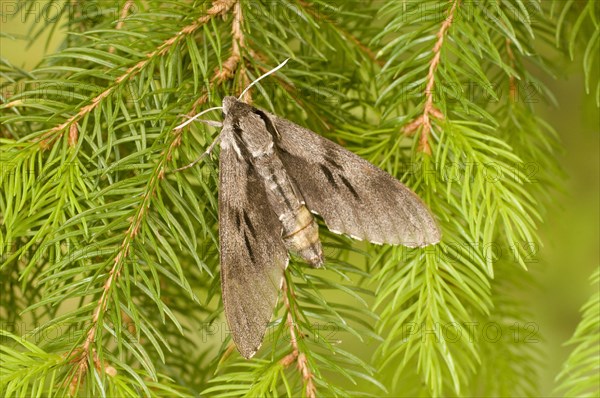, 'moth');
179,63,441,359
